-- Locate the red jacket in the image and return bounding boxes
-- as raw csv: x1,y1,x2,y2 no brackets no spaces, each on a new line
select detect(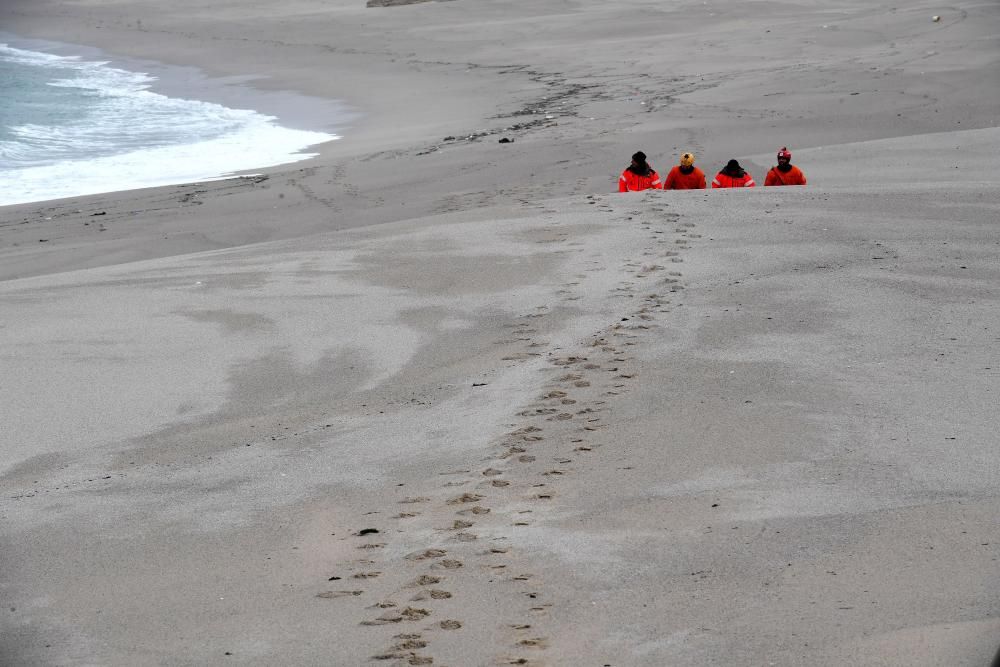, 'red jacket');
619,168,661,192
663,166,707,190
712,171,755,188
764,165,807,186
